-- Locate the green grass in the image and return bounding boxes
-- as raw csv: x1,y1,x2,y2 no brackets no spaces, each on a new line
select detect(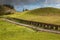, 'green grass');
27,7,60,15
6,7,60,25
0,19,60,40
